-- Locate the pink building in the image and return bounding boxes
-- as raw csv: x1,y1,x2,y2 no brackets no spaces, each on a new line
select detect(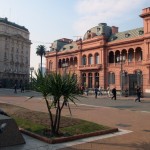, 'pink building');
45,7,150,97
